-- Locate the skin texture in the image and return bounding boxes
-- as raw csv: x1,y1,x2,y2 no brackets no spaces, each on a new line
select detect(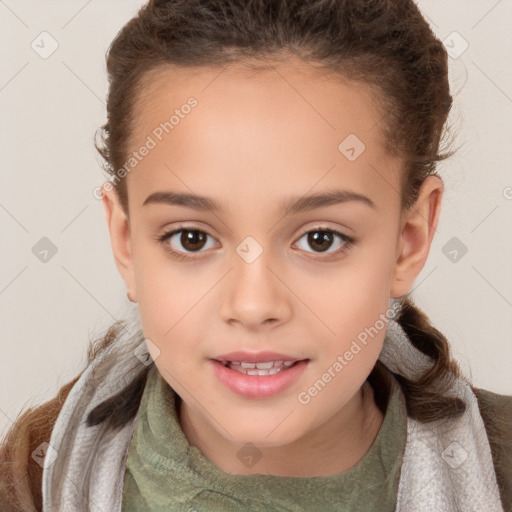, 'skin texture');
101,57,443,477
